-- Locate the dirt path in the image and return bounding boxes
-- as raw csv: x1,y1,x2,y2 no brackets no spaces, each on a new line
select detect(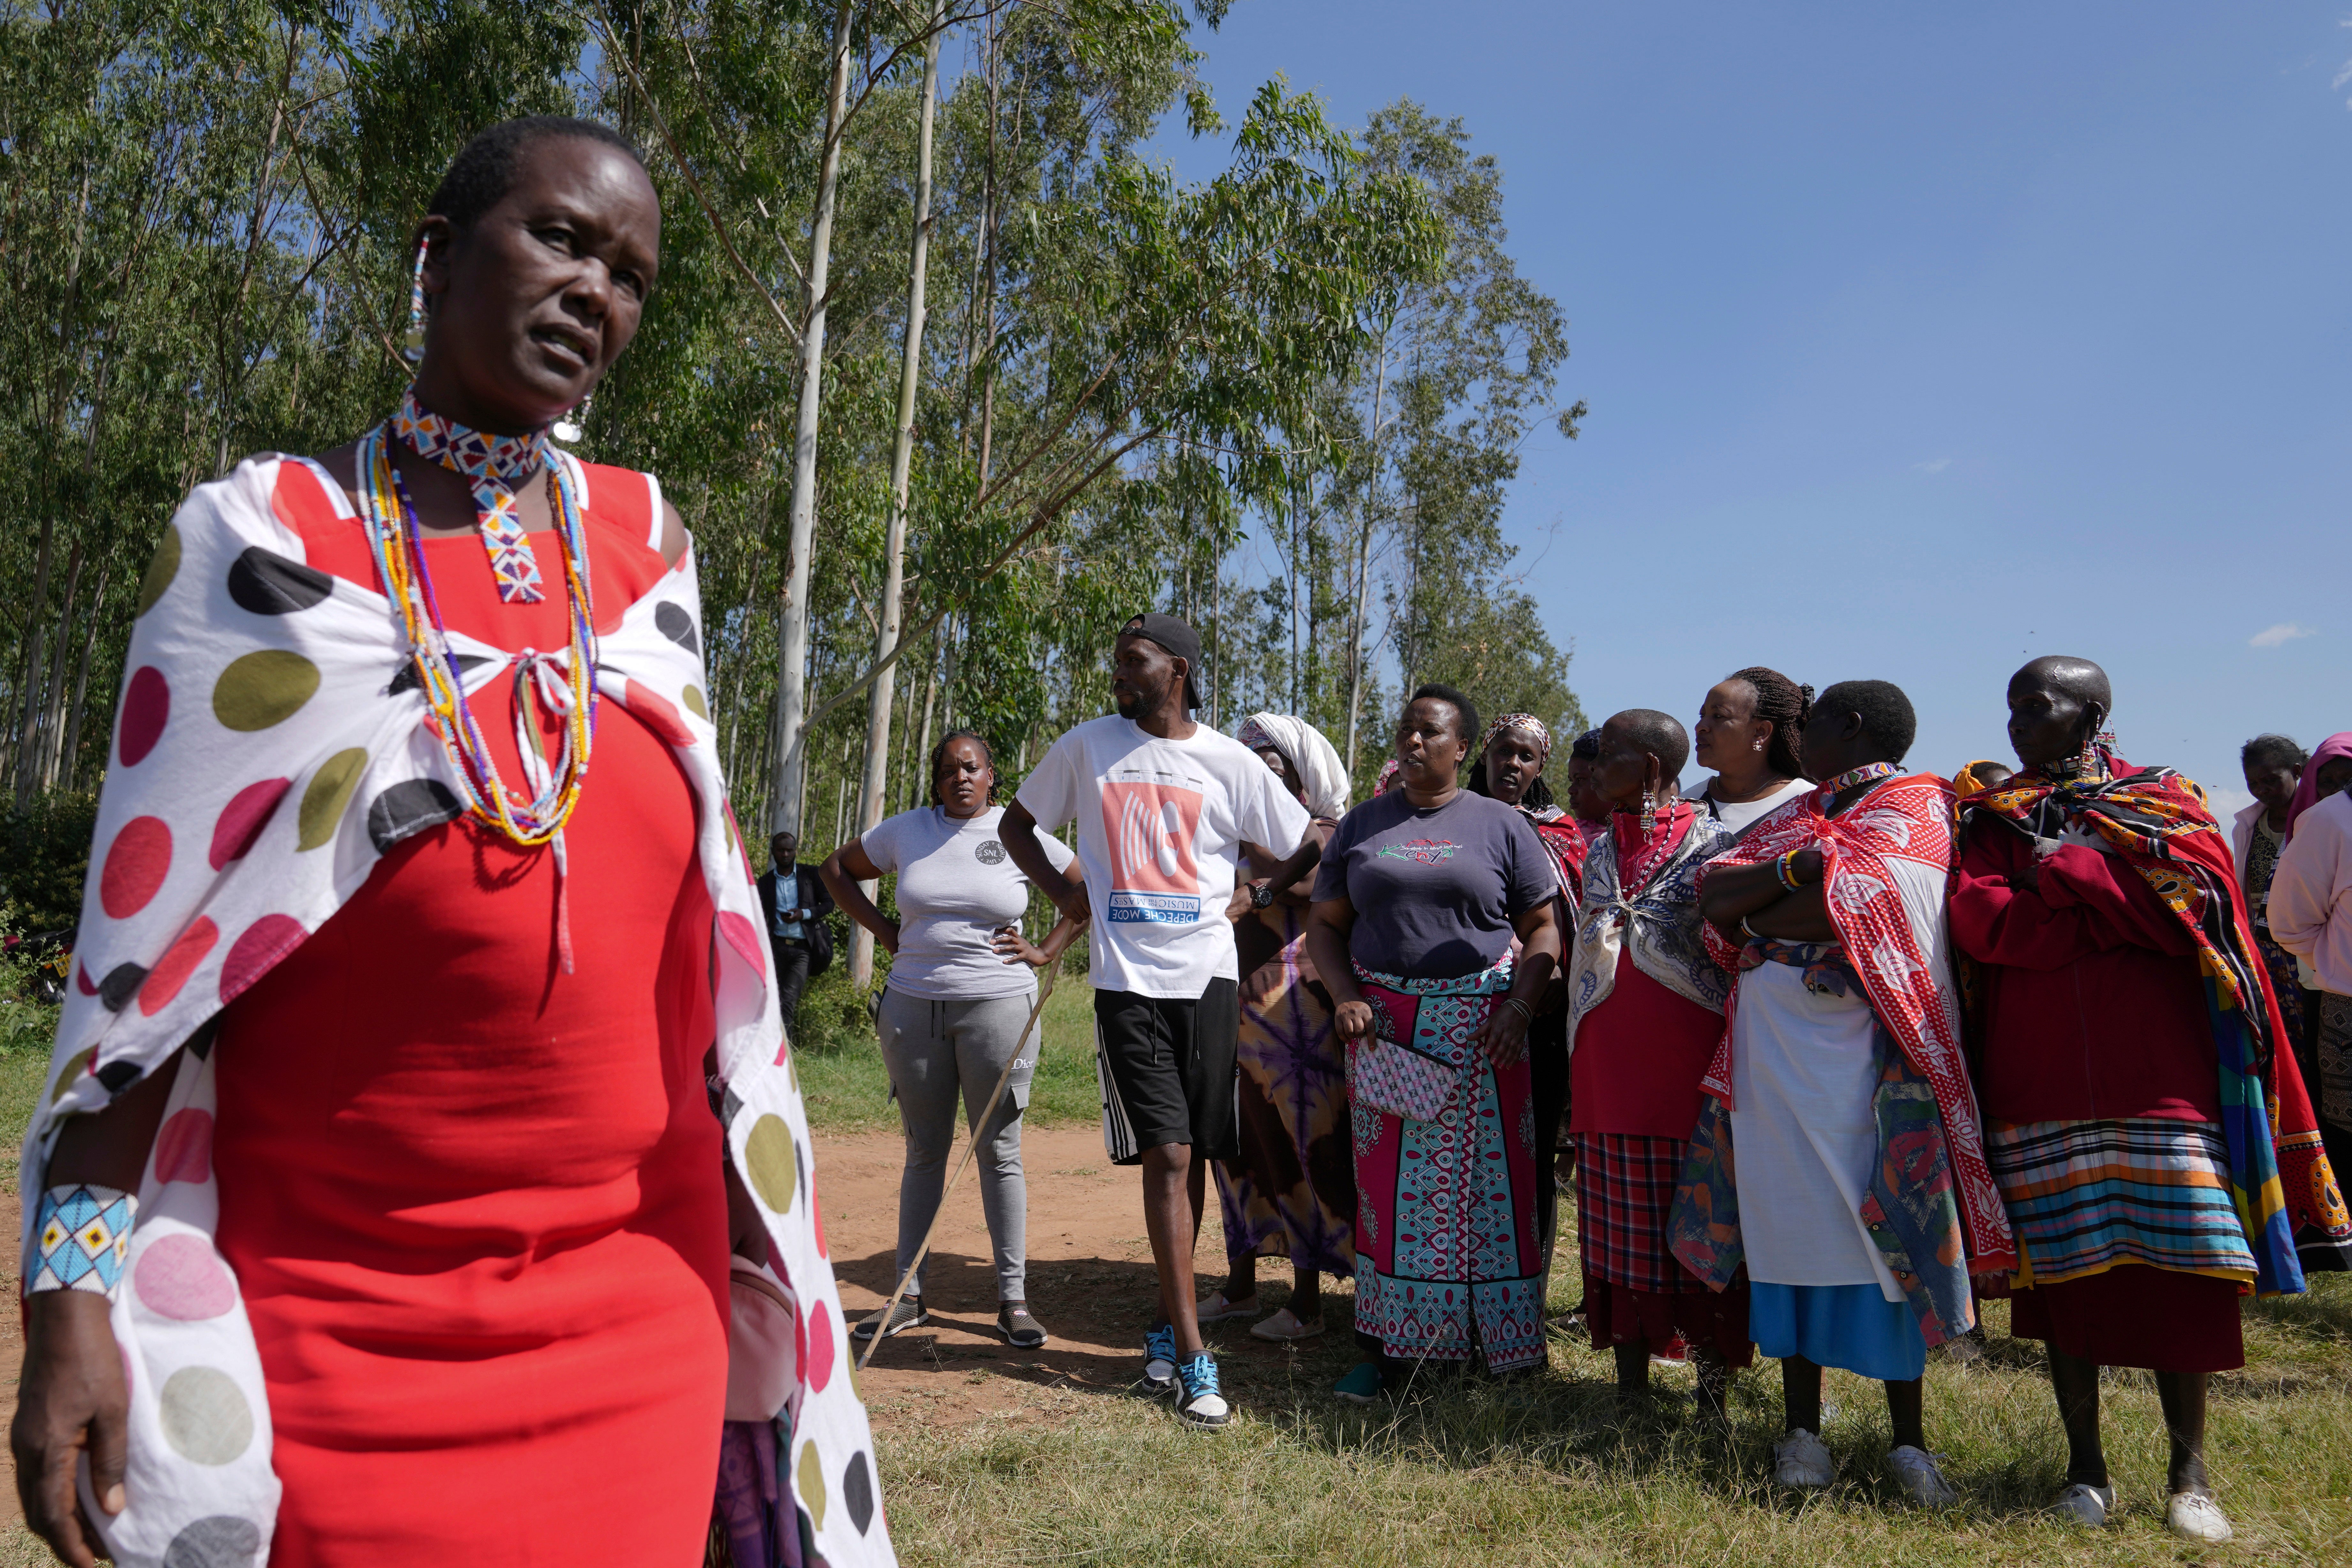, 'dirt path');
824,1123,1300,1431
